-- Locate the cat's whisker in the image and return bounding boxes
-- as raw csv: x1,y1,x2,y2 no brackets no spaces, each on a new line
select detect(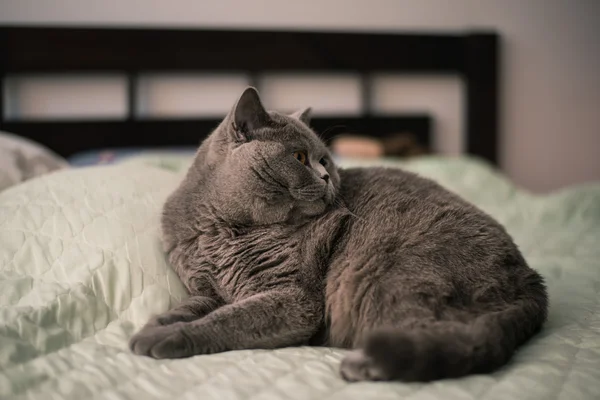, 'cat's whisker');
319,125,348,145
